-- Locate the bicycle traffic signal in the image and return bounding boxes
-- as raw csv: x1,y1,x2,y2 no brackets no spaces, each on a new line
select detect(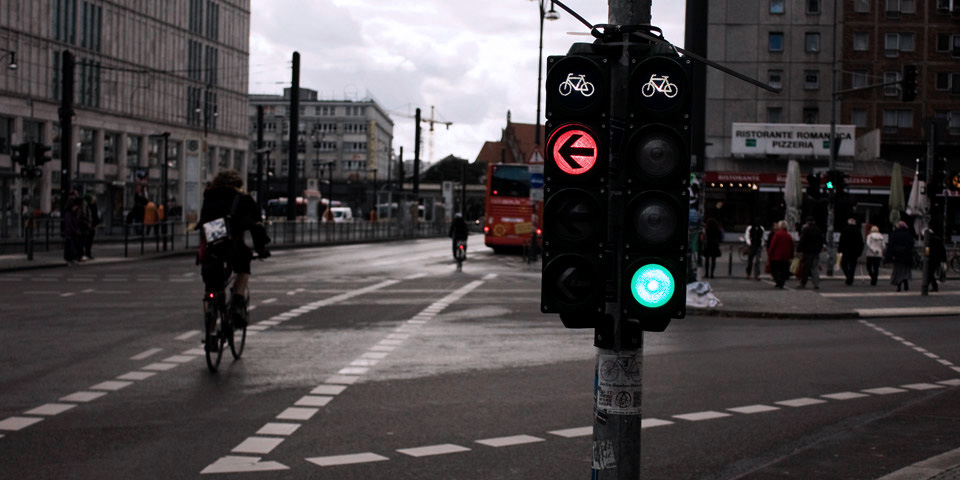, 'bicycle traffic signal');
620,53,692,331
540,45,610,327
